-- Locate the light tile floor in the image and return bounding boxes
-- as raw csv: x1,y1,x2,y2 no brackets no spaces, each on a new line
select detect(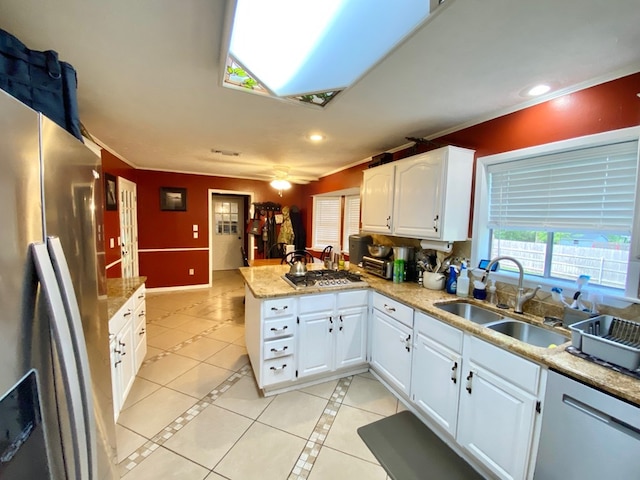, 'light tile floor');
117,270,400,479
